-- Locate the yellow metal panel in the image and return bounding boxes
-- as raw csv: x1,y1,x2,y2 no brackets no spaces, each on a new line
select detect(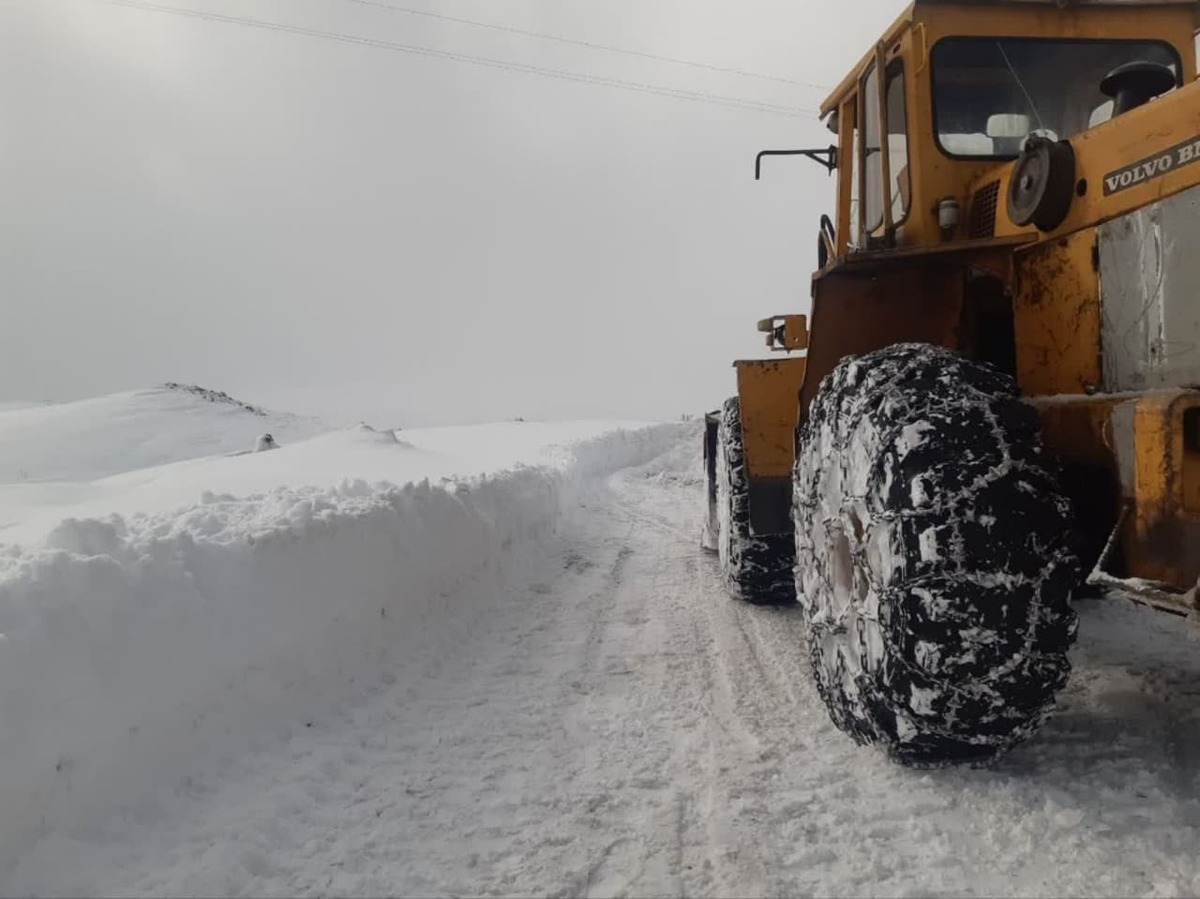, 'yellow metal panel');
1129,392,1191,585
1031,390,1200,590
993,82,1200,242
1133,392,1174,503
821,2,1196,119
734,358,807,482
802,265,964,423
1029,394,1119,469
902,2,1194,253
821,4,916,116
756,314,809,351
1012,230,1102,395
